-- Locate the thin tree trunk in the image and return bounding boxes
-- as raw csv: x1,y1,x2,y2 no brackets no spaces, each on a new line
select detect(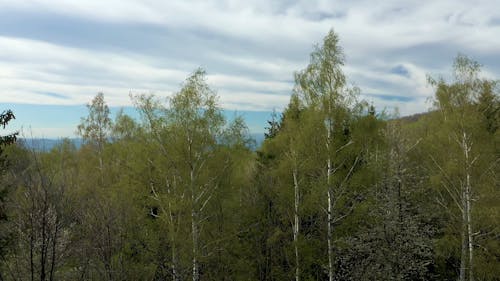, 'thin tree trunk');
170,216,179,281
463,133,474,281
166,195,179,281
40,200,48,281
466,189,473,281
396,172,403,279
326,104,334,281
190,166,199,281
49,220,59,281
30,205,35,281
171,248,179,281
105,223,113,281
293,168,300,281
327,187,333,281
191,209,199,281
459,190,467,281
98,152,105,187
